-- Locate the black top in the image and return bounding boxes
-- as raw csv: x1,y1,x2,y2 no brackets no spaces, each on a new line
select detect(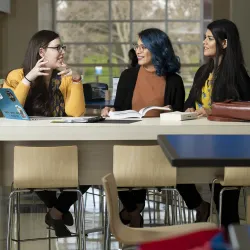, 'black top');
184,64,250,110
114,66,185,111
